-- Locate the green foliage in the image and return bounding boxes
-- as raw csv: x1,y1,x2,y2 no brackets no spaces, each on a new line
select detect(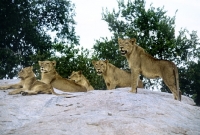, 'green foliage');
0,0,78,78
93,37,128,69
179,61,200,105
102,0,176,59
